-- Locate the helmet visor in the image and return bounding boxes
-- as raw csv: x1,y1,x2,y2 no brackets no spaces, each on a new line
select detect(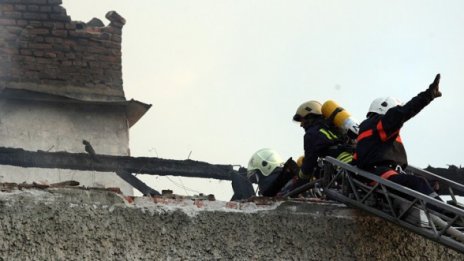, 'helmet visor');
293,114,303,122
